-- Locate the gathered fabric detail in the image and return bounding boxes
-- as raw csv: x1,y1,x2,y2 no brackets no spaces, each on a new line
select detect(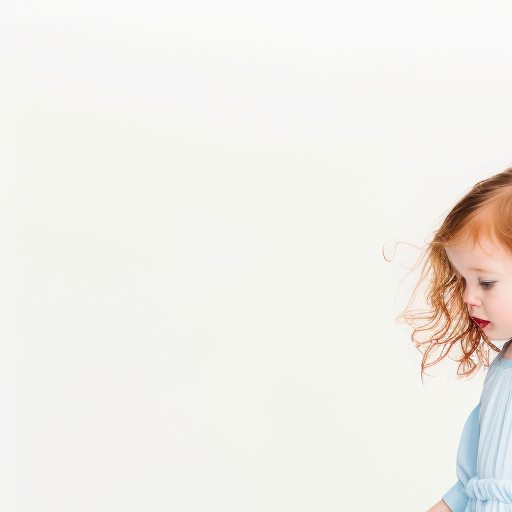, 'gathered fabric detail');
466,477,512,504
